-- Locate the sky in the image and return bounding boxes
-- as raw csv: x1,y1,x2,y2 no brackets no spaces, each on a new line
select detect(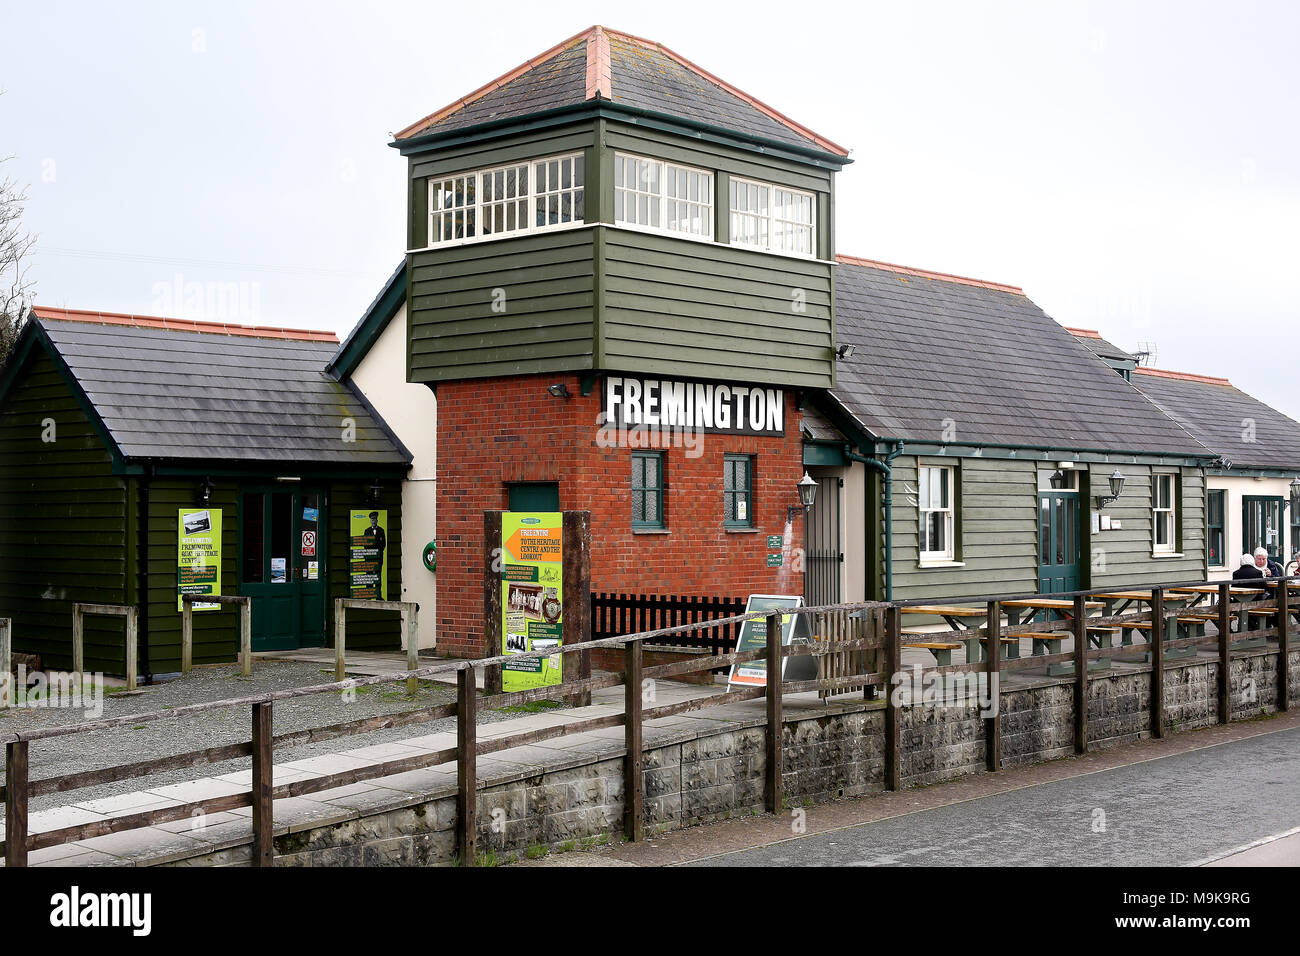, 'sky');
3,0,1298,416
